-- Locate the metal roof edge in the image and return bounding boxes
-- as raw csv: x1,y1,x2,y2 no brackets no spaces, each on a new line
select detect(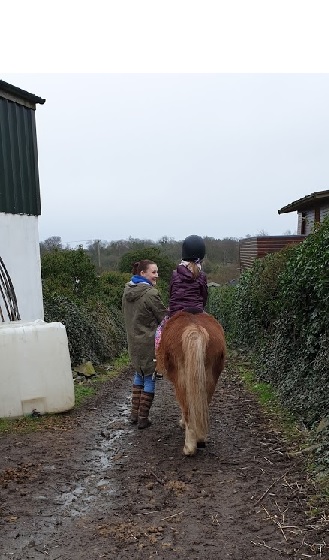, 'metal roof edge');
0,79,46,105
278,189,329,214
